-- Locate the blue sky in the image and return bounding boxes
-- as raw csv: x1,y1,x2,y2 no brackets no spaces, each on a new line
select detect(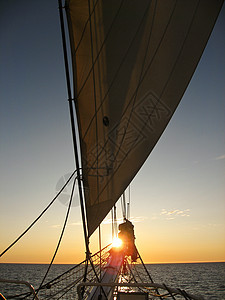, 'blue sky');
0,1,224,263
